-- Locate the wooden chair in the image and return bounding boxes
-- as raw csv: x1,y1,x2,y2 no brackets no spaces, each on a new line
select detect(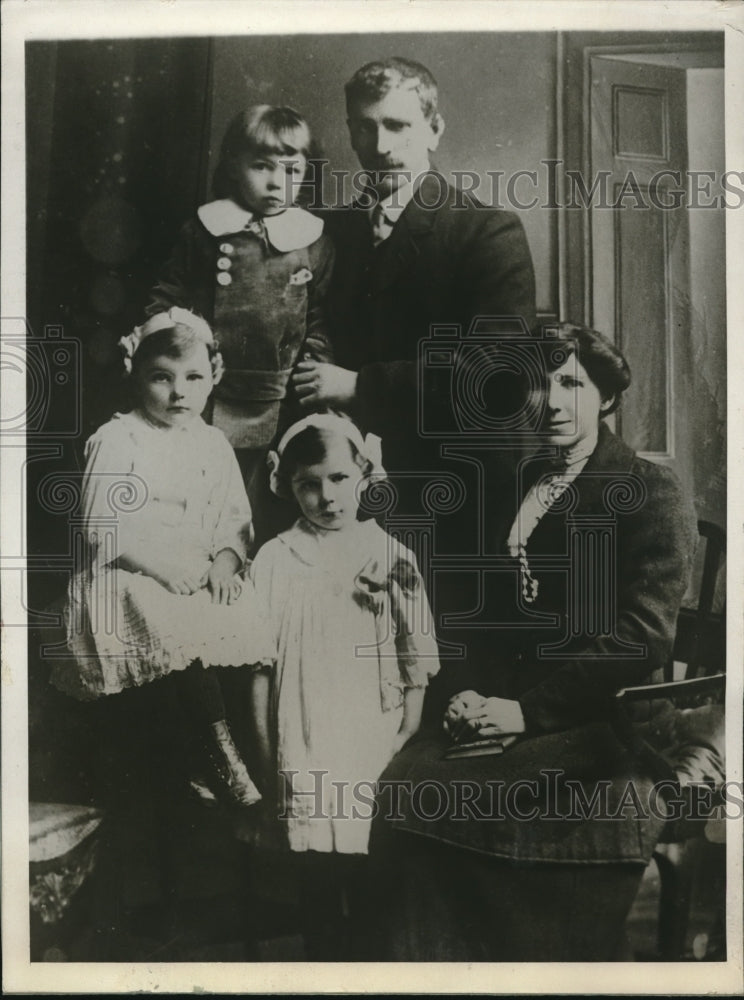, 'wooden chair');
666,519,726,682
617,519,726,960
